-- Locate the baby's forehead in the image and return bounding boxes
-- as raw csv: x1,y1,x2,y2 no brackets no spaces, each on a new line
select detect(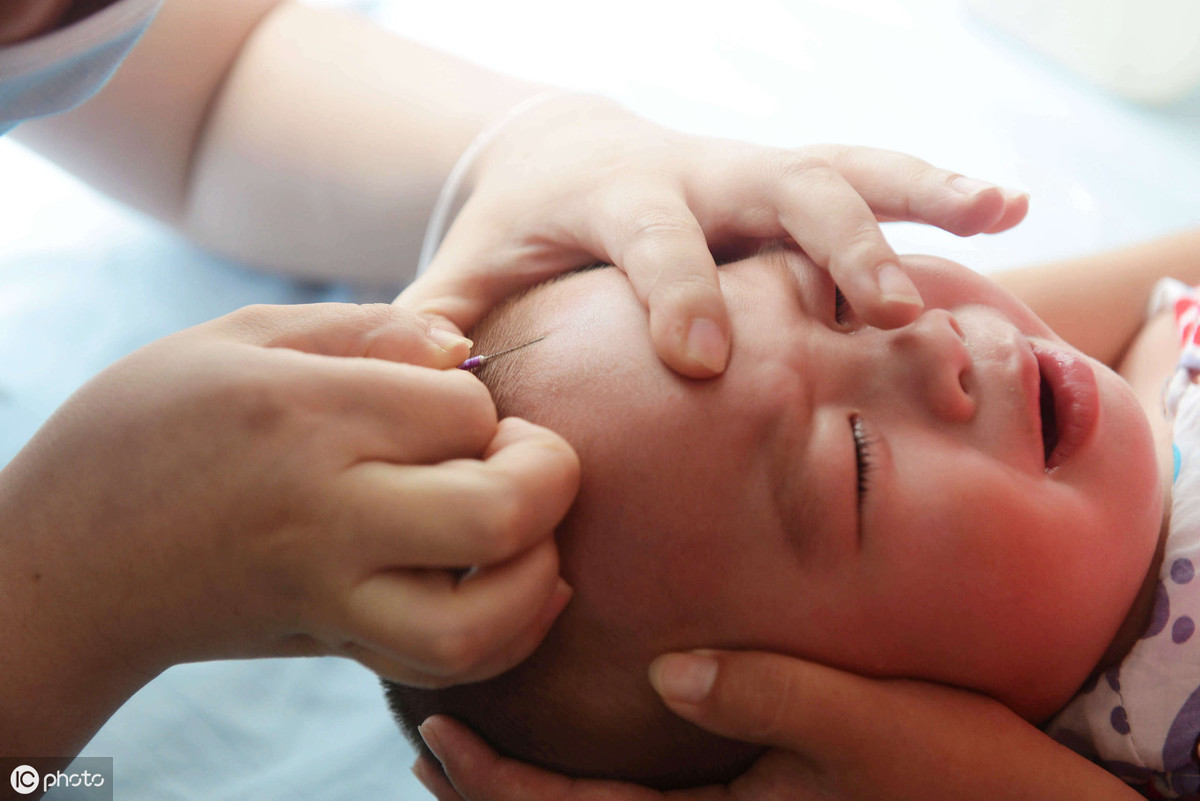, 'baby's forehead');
516,270,657,376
